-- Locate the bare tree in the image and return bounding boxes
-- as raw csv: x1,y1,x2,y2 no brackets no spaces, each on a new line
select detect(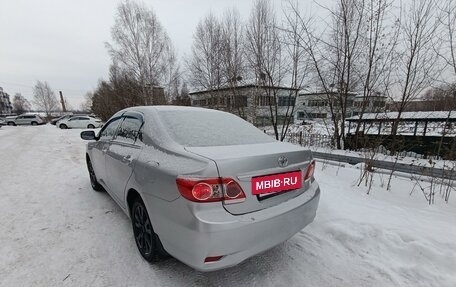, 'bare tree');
91,67,143,121
391,0,440,138
432,0,456,159
439,0,456,77
322,0,366,149
287,0,365,148
165,73,180,104
220,8,247,117
352,0,400,139
107,1,177,105
172,82,191,106
246,0,287,140
187,9,250,118
33,81,58,117
422,84,456,110
187,13,224,93
280,1,312,140
163,46,181,104
12,93,31,114
79,92,93,113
